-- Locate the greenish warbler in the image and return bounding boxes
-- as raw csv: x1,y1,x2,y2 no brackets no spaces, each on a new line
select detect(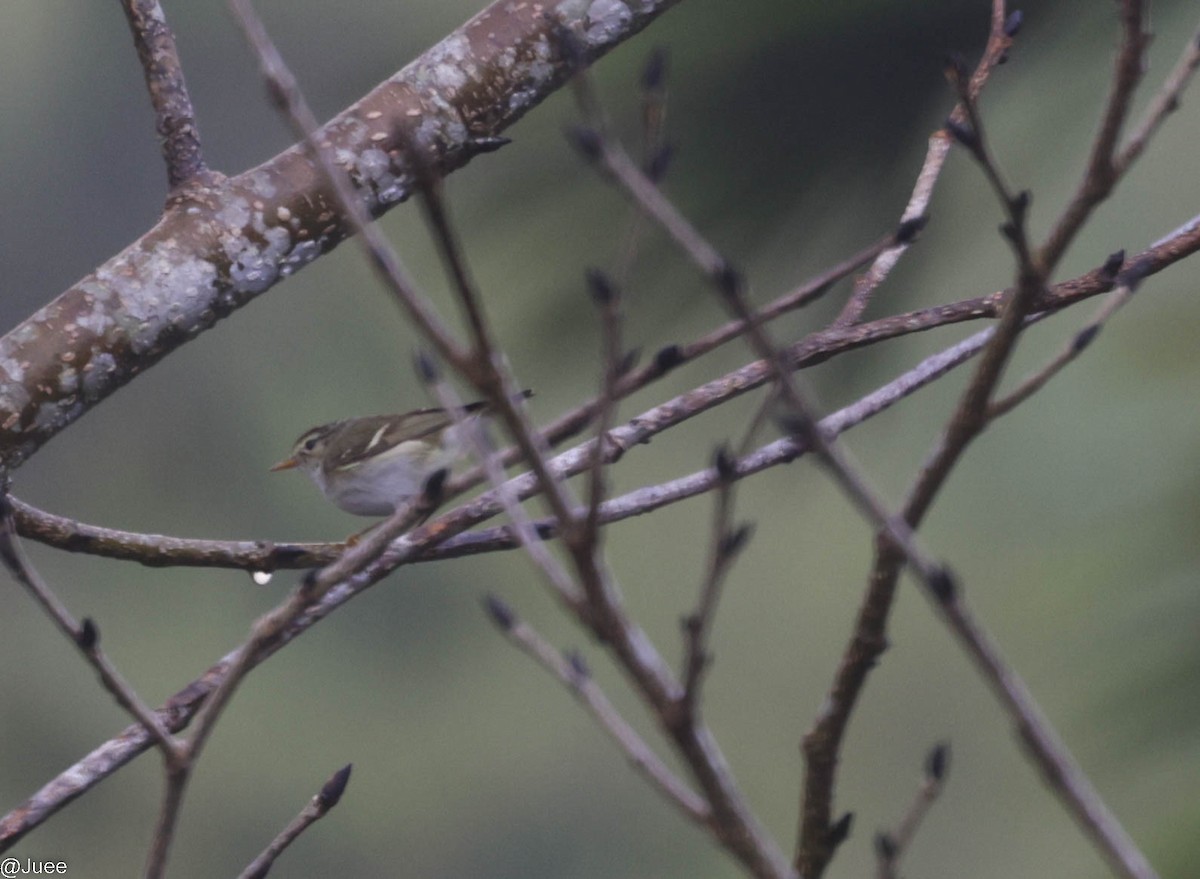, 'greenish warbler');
271,394,528,516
